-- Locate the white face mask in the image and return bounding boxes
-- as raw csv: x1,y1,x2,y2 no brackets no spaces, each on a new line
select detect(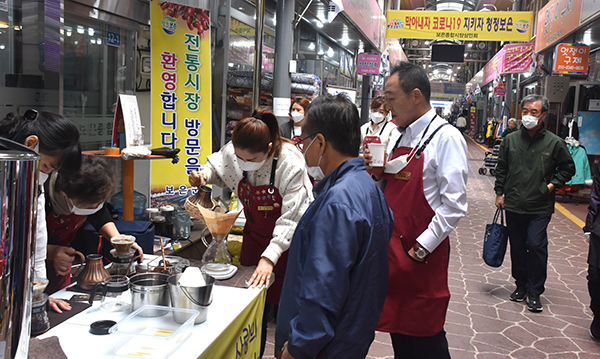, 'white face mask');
370,112,385,124
291,112,304,123
33,143,50,184
521,114,541,130
303,137,325,181
69,199,103,216
236,154,267,172
38,171,49,184
384,154,409,174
